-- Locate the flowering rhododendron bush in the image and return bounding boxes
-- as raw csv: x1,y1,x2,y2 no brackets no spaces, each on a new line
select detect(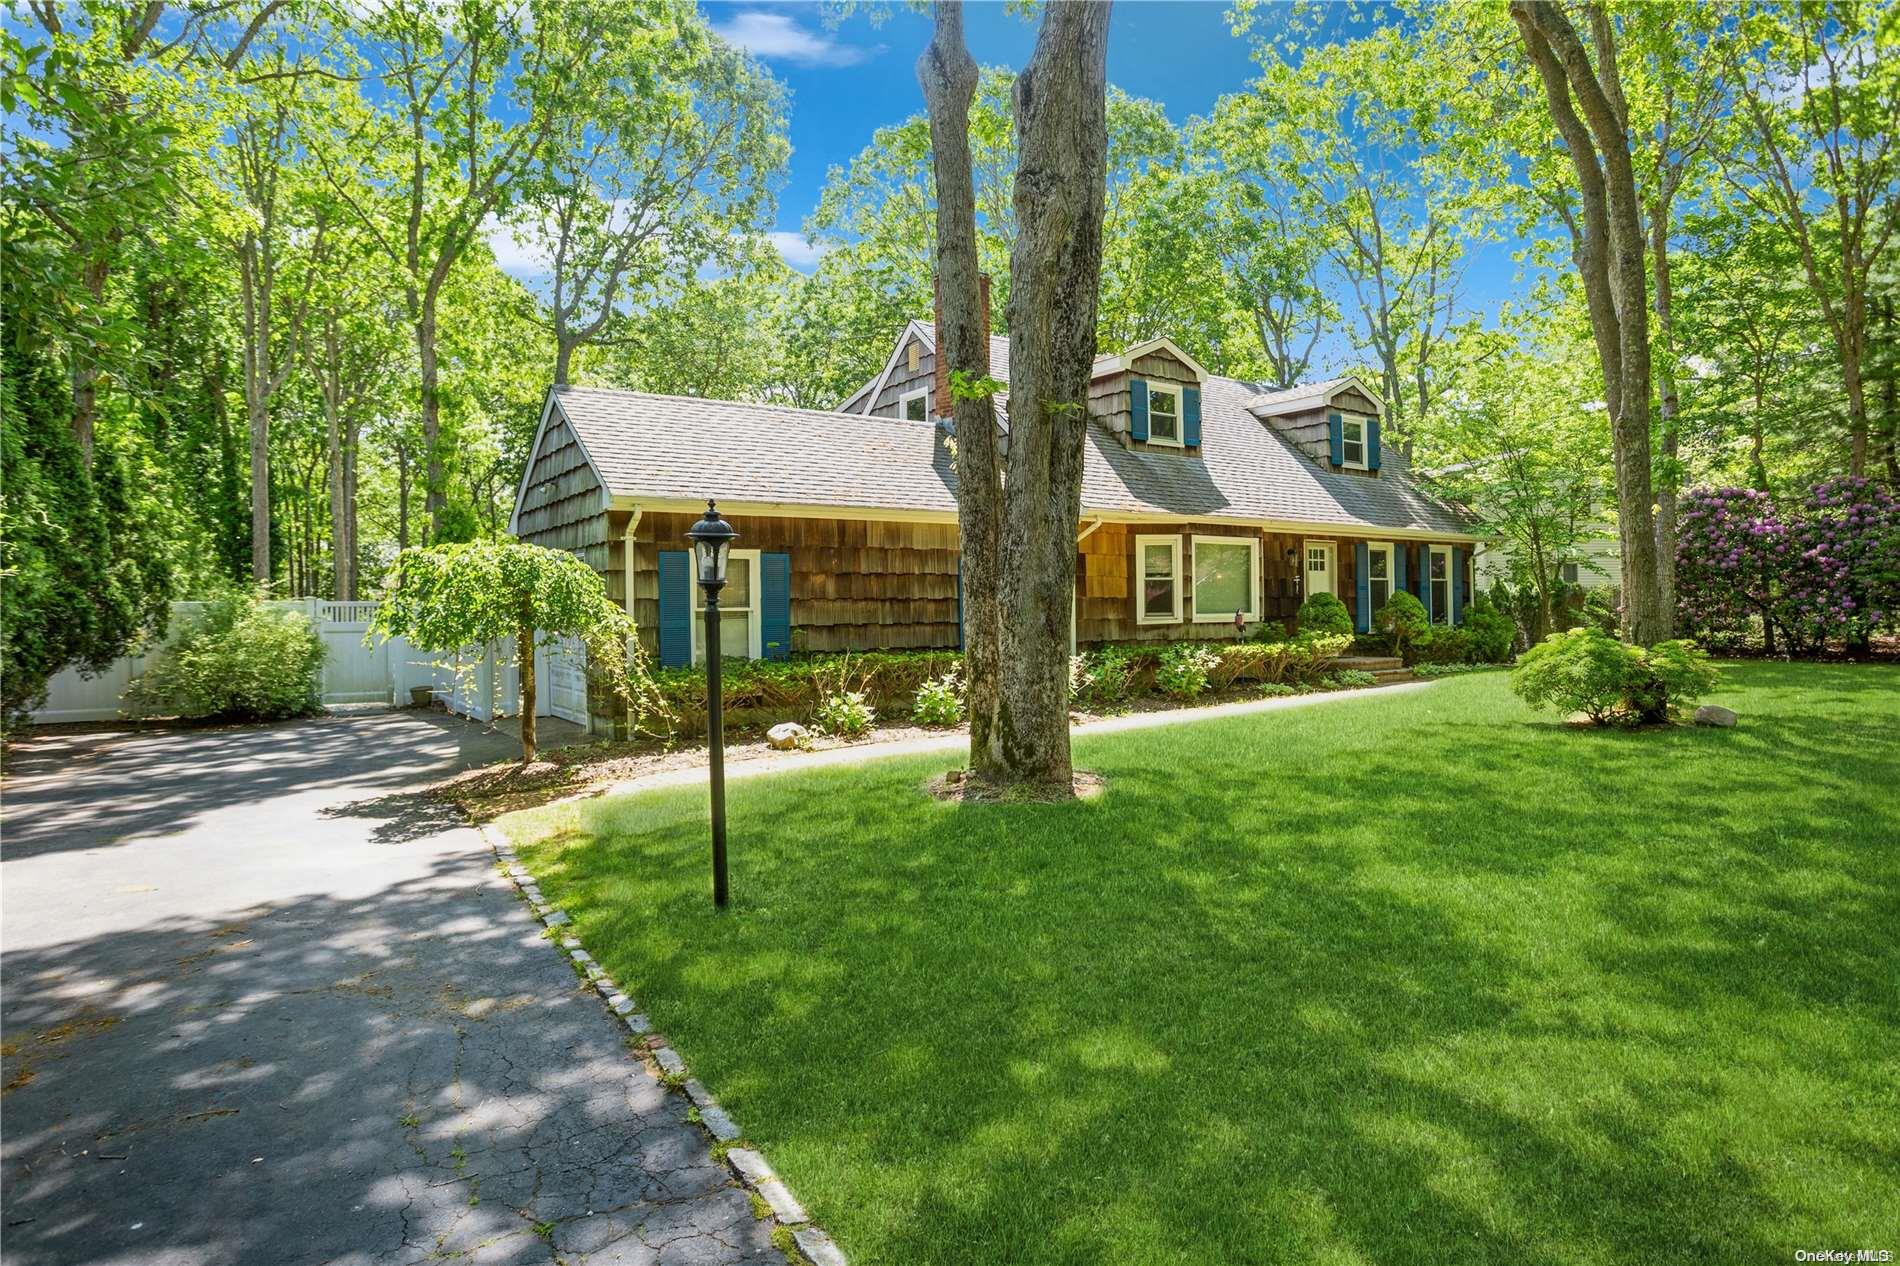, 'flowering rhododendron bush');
1677,479,1900,653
